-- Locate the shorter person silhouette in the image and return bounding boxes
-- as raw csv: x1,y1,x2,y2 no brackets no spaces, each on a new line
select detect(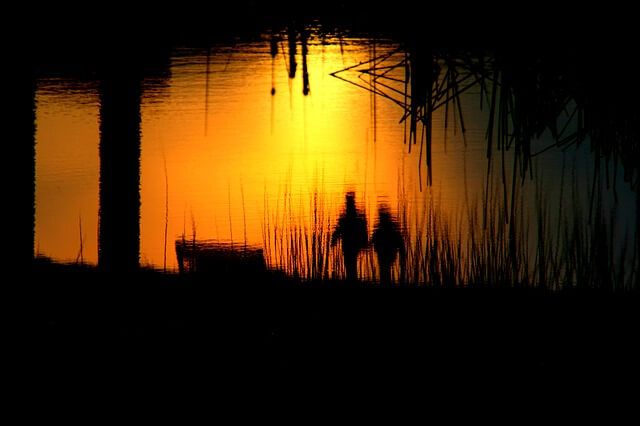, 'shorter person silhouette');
371,205,404,285
331,192,368,281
